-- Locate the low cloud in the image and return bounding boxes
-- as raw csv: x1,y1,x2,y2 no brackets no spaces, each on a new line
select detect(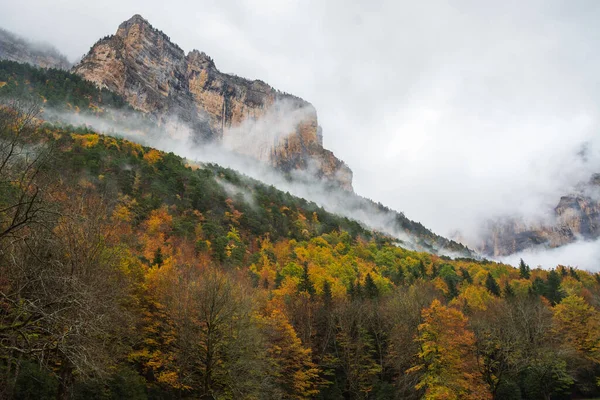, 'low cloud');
42,104,465,255
499,238,600,272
